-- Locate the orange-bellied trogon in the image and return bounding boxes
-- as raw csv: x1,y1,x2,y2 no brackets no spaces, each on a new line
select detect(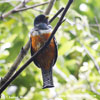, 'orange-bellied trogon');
30,14,58,89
